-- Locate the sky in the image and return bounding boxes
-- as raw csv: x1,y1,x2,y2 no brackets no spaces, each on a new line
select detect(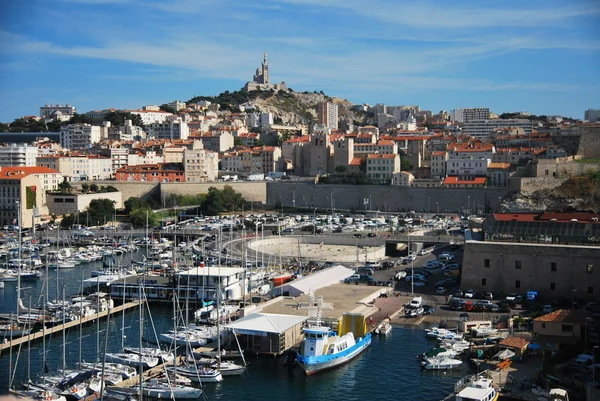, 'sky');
0,0,599,122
